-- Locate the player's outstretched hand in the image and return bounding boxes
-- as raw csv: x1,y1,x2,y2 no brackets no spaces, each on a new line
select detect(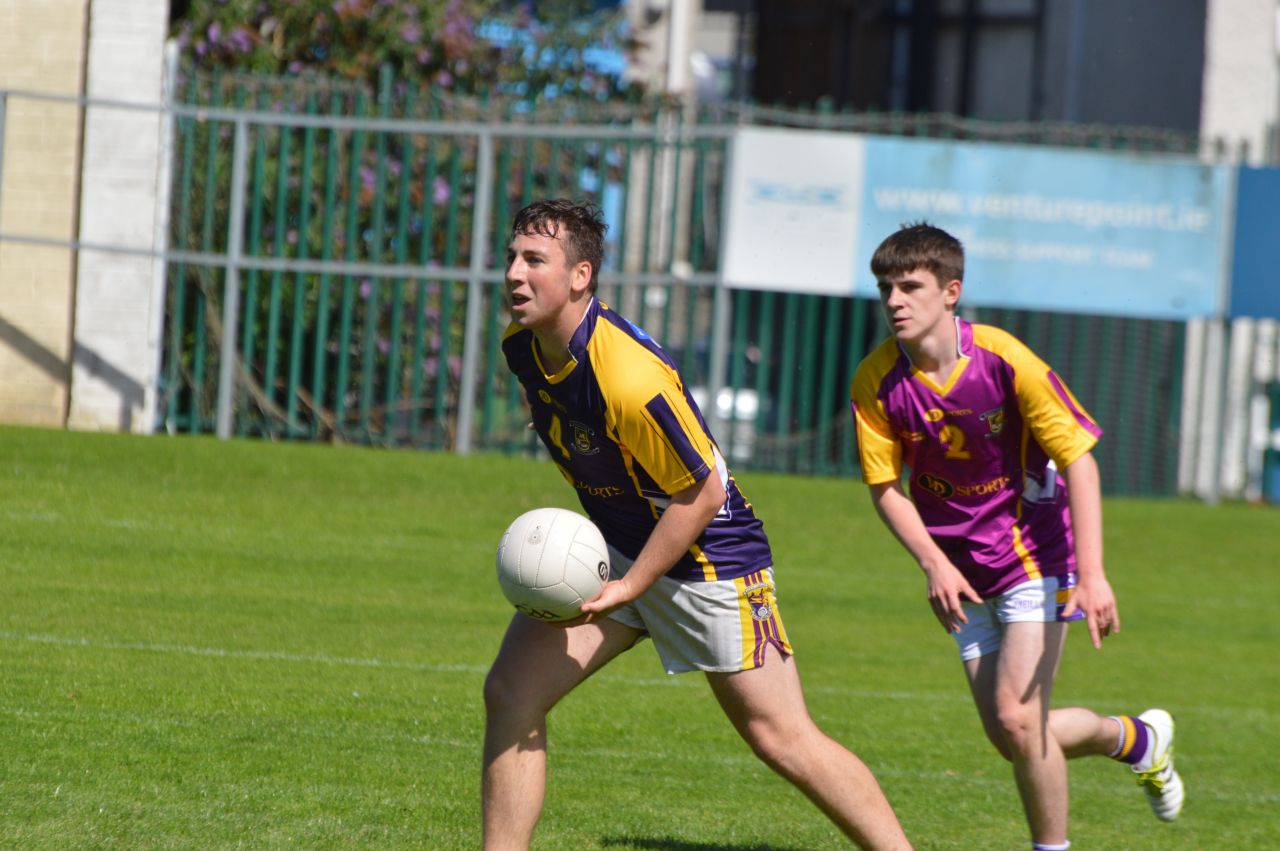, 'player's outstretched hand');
924,562,983,634
579,579,636,622
1062,575,1119,649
